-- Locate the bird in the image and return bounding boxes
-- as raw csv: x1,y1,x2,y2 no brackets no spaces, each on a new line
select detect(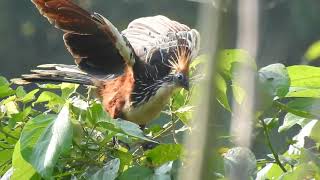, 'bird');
19,0,200,128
